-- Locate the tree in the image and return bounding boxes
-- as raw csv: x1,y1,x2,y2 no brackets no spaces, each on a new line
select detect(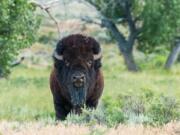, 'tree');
164,37,180,69
0,0,40,77
82,0,180,71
